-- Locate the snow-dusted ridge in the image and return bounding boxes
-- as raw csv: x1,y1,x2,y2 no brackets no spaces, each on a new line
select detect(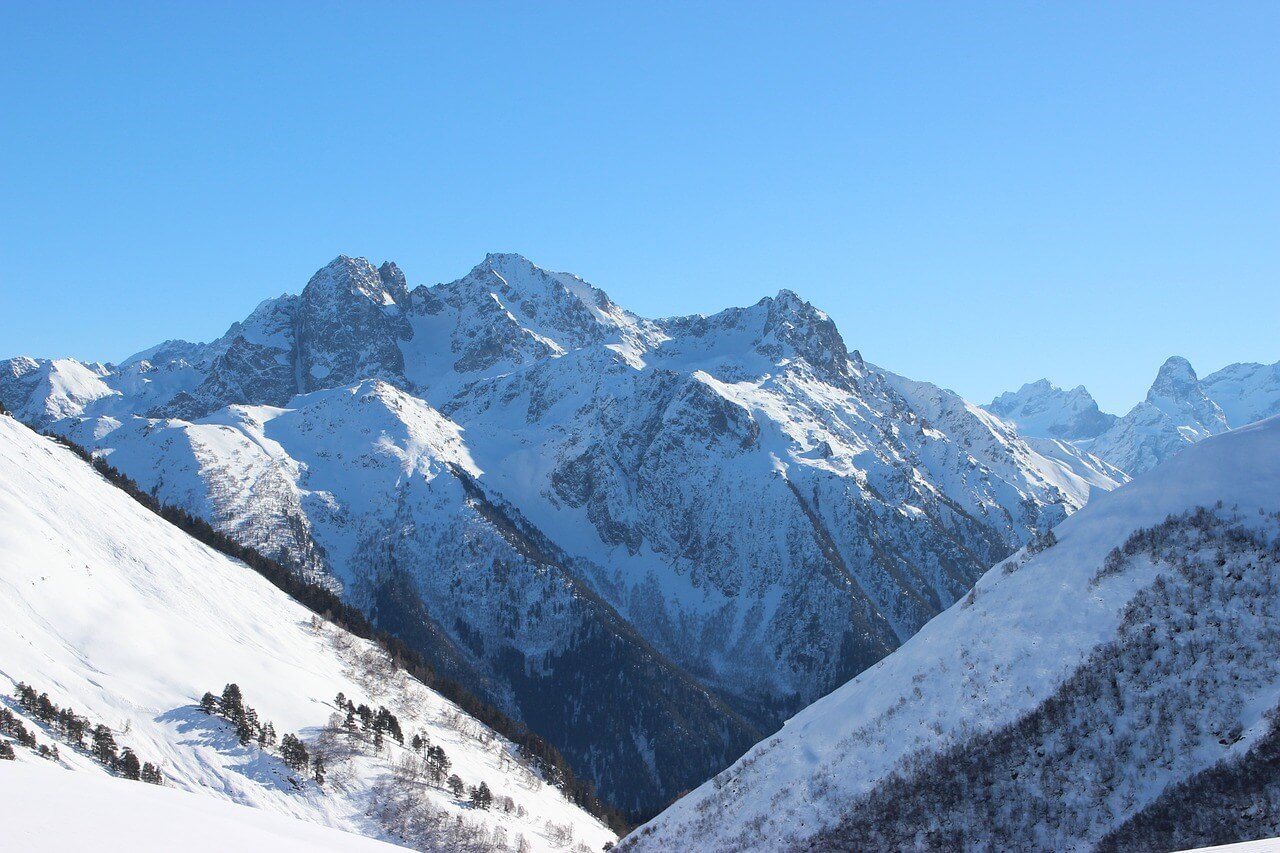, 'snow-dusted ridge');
624,414,1280,851
0,414,614,852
